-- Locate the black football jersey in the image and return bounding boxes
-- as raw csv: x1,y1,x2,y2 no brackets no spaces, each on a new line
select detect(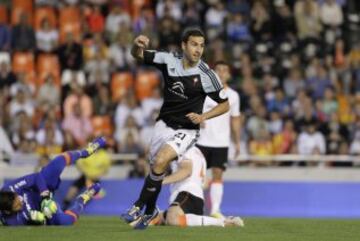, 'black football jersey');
143,50,228,130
